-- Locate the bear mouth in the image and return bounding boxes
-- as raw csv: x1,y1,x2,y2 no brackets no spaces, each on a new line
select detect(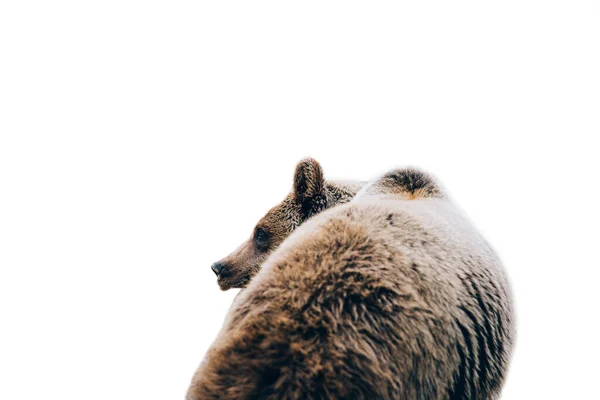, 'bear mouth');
217,274,250,291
